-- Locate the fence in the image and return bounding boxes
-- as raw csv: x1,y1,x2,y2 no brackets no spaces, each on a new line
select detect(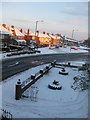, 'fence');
1,109,12,120
15,60,56,100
